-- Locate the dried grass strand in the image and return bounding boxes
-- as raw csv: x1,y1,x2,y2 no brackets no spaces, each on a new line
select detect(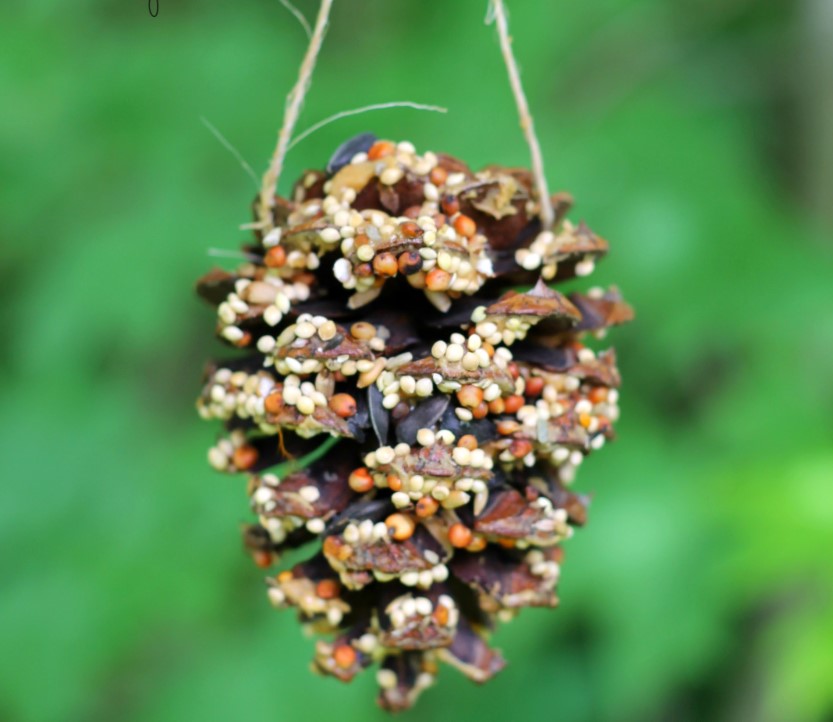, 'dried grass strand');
200,116,260,189
277,0,312,38
288,102,448,150
208,248,263,262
